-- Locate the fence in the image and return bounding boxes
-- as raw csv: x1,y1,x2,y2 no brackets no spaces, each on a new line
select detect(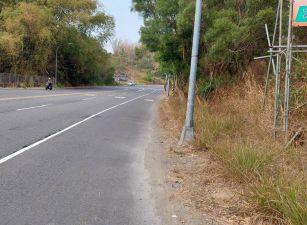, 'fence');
0,73,53,88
